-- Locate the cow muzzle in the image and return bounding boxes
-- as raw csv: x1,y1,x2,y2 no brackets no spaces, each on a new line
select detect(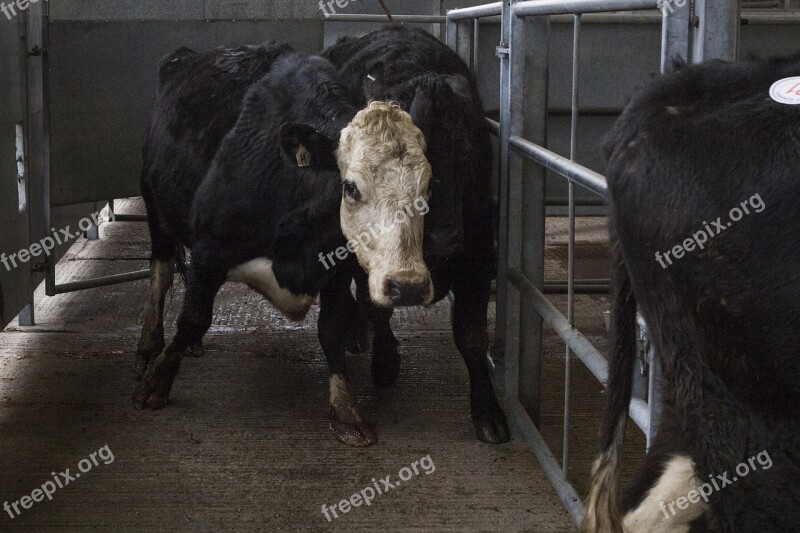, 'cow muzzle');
385,276,432,307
